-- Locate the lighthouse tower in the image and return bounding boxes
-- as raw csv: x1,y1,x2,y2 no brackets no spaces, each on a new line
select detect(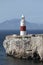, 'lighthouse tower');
20,15,26,36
